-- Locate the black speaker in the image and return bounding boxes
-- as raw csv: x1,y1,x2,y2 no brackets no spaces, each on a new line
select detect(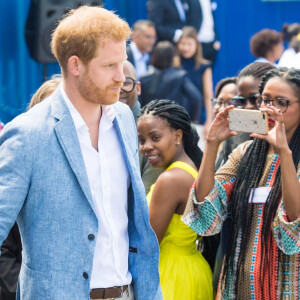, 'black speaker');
25,0,103,63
